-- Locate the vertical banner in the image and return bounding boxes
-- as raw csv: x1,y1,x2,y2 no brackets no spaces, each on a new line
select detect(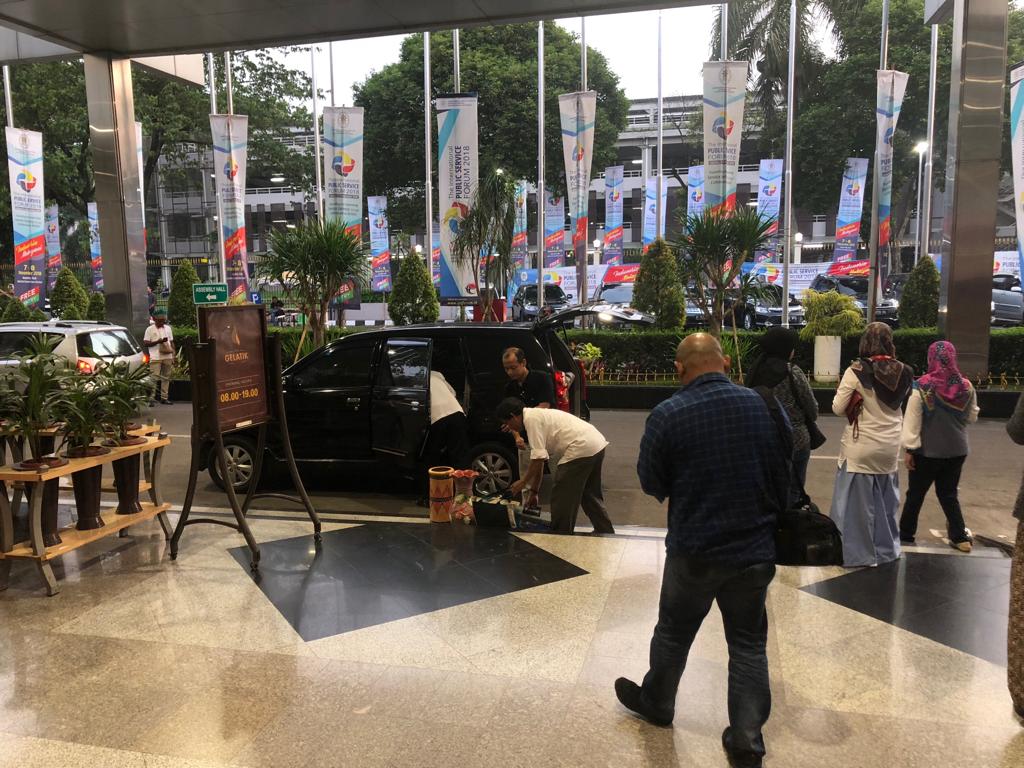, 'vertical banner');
641,177,667,253
368,195,391,292
1012,64,1024,279
6,128,45,307
702,61,747,213
544,190,566,268
559,91,597,290
834,157,869,262
603,165,624,265
754,158,783,262
87,202,103,292
511,180,529,271
431,222,441,287
436,95,479,302
687,165,705,219
44,204,61,295
210,114,250,303
323,106,364,237
875,70,909,250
